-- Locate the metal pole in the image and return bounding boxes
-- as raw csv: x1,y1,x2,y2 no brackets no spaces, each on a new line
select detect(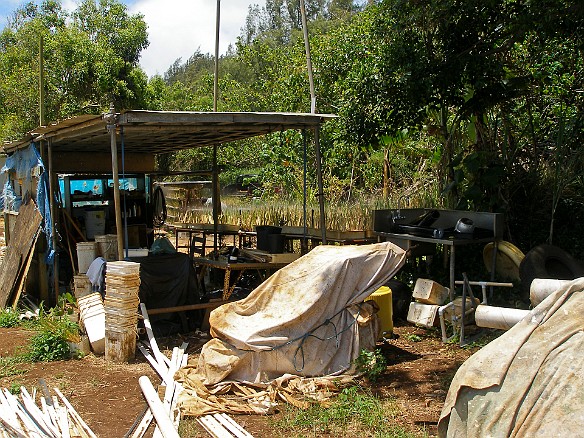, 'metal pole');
106,105,124,260
213,0,220,112
48,139,59,305
314,128,326,244
212,0,222,254
212,145,220,254
39,35,45,126
299,0,316,113
302,130,308,253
